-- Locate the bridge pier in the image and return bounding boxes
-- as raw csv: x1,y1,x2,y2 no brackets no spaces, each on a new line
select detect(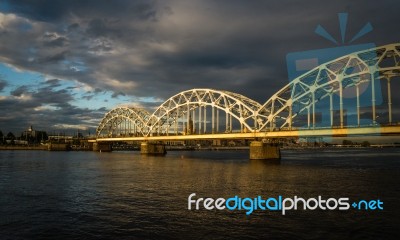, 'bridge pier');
93,142,112,152
249,141,280,160
48,143,70,151
140,142,166,155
